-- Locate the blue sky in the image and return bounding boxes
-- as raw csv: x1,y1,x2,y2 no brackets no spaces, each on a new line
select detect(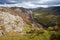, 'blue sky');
0,0,60,8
